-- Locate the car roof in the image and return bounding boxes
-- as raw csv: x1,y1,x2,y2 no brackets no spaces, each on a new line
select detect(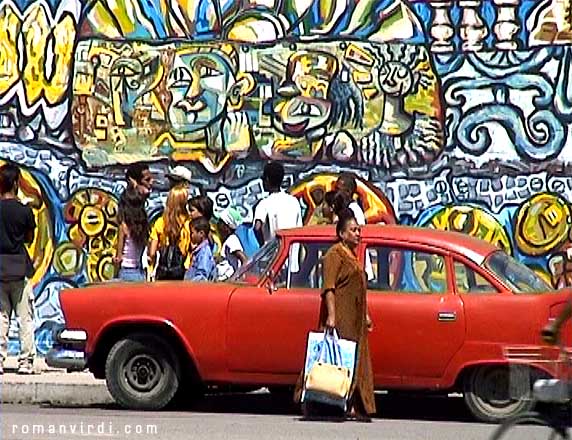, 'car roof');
276,225,499,265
